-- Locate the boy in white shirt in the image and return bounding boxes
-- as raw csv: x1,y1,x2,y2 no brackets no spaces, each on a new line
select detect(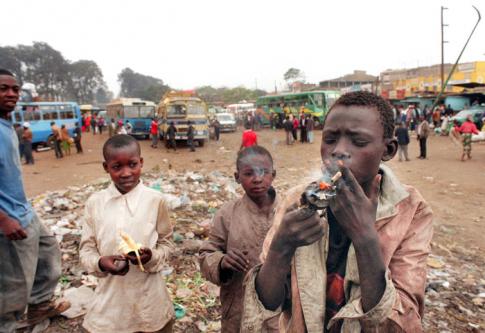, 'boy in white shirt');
80,134,175,333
